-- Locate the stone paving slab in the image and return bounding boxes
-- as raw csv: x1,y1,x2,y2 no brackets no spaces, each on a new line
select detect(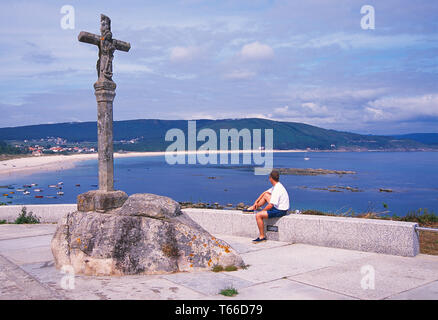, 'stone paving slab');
21,261,207,300
387,280,438,300
1,224,438,300
0,254,61,300
288,253,438,300
0,224,57,241
213,234,290,254
163,271,255,296
228,243,375,283
0,234,54,265
225,278,356,300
